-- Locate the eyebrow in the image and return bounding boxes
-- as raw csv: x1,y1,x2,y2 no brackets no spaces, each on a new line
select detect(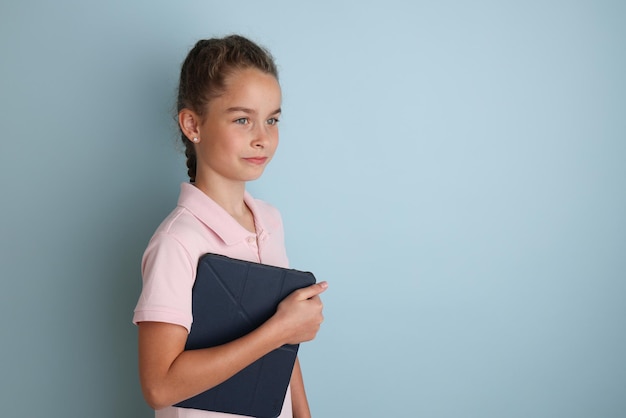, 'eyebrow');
225,106,282,115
